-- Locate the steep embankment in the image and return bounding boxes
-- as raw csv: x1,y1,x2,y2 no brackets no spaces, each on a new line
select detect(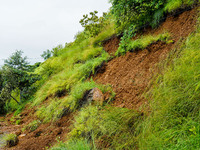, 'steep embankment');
94,7,197,110
0,6,199,150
